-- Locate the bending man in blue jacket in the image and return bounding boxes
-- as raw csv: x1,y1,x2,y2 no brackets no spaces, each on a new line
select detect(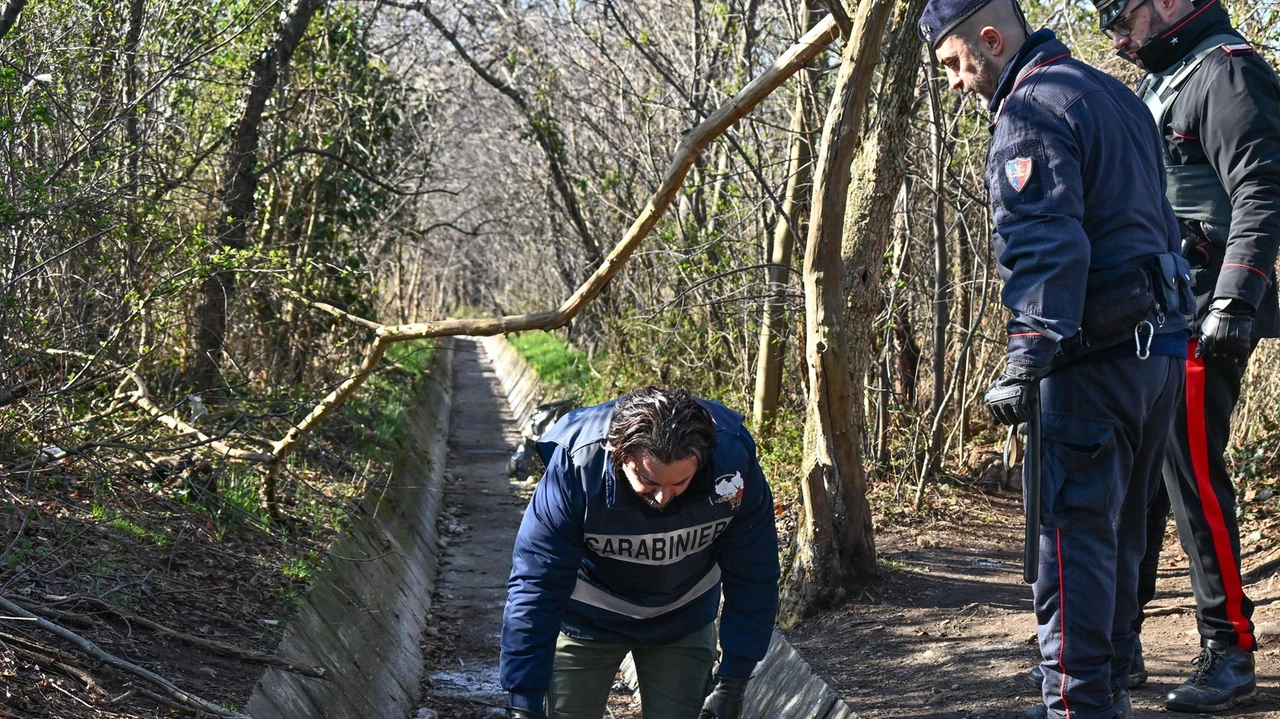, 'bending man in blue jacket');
500,387,780,719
